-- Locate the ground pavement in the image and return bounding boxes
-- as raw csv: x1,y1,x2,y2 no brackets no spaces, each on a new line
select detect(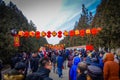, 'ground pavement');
50,67,69,80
